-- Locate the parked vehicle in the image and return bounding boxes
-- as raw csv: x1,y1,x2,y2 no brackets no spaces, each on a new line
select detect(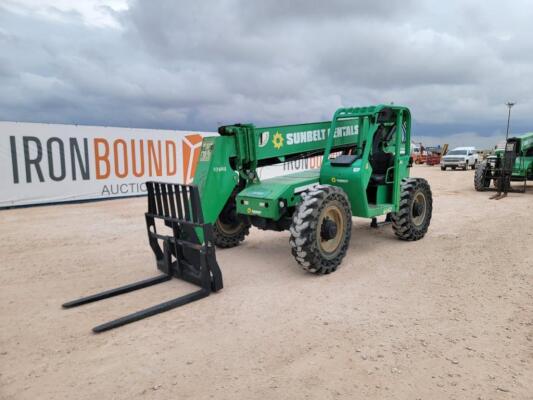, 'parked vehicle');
411,142,425,164
425,146,444,166
440,147,479,170
474,132,533,194
63,105,433,333
412,144,446,166
426,153,441,166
